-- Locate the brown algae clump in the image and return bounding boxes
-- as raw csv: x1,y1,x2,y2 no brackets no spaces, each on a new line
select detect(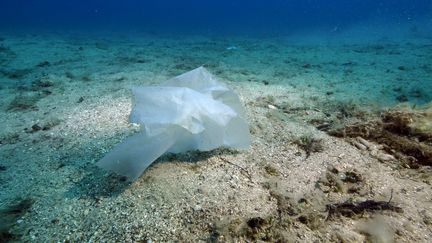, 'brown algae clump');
329,103,432,166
